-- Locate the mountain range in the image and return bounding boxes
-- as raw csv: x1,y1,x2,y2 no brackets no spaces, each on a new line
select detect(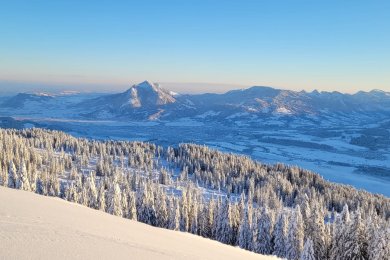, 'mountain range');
1,80,390,122
0,81,390,121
